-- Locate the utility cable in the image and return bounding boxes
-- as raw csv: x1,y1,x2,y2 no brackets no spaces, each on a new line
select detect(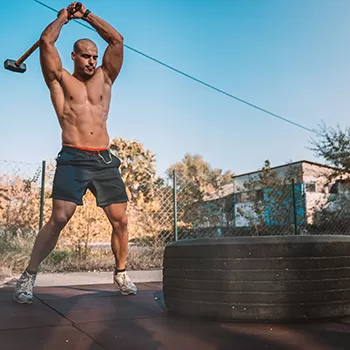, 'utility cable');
33,0,321,136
